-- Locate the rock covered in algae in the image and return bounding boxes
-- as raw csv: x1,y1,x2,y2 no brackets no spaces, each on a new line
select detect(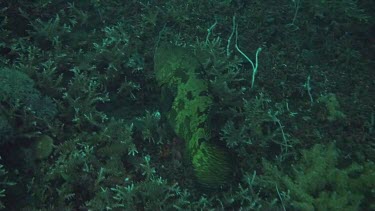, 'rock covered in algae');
154,44,233,188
